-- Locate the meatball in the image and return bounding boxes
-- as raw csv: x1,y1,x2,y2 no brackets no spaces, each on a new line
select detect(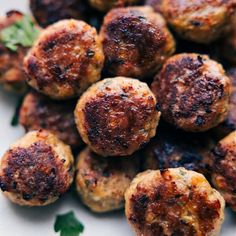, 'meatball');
30,0,86,27
212,68,236,140
142,125,215,178
210,131,236,211
19,91,83,149
0,11,29,93
145,0,163,13
0,130,74,206
99,6,175,79
75,77,160,156
160,0,236,44
125,168,225,236
75,147,140,212
152,53,231,132
88,0,139,12
24,19,104,100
